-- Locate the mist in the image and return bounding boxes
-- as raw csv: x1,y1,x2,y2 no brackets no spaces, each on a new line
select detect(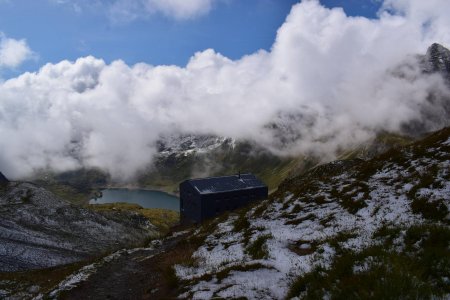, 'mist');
1,0,450,180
